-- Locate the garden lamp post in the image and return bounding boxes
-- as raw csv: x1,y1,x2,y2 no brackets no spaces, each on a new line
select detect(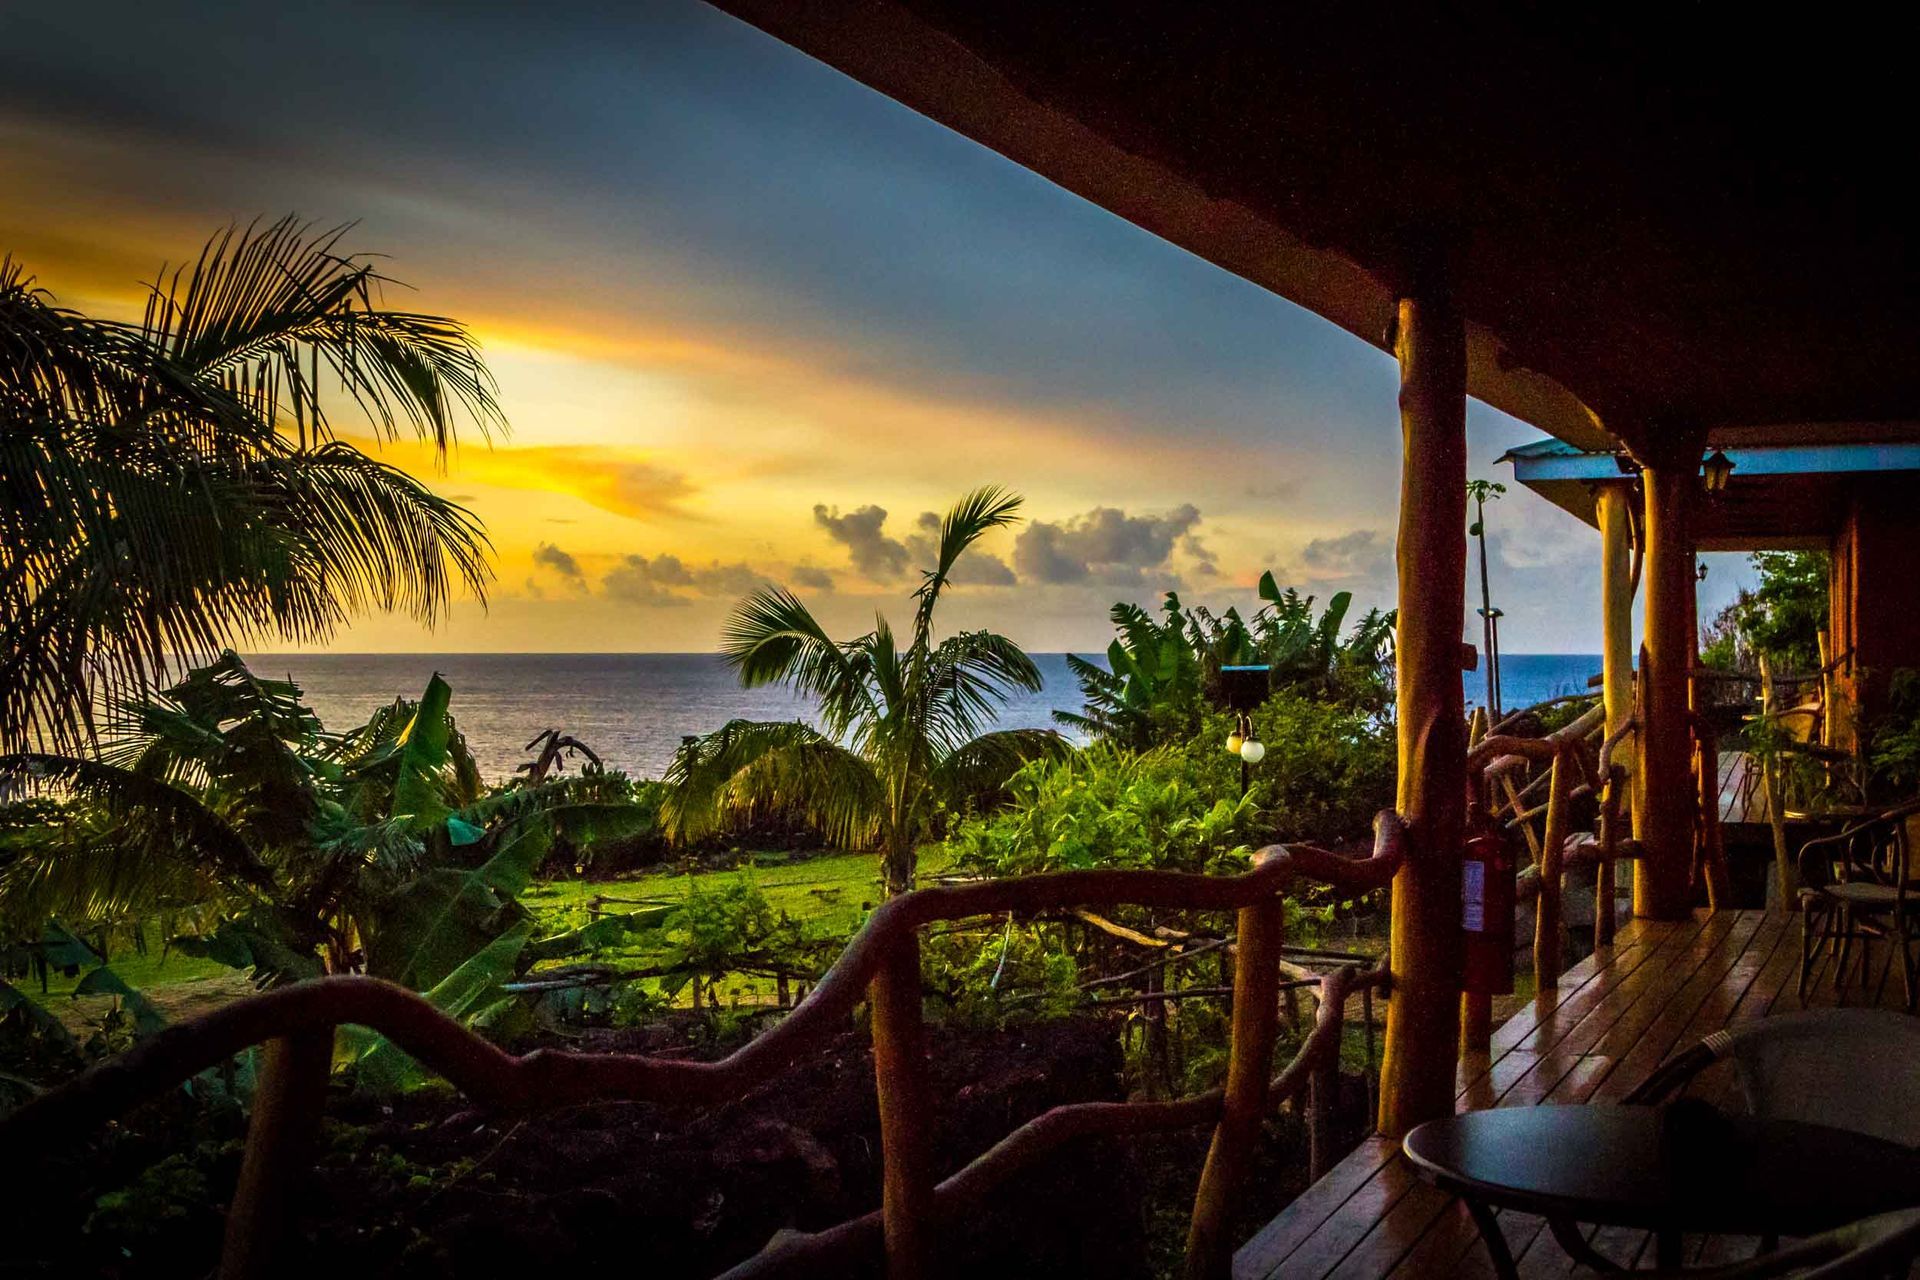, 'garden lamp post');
1219,665,1271,799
